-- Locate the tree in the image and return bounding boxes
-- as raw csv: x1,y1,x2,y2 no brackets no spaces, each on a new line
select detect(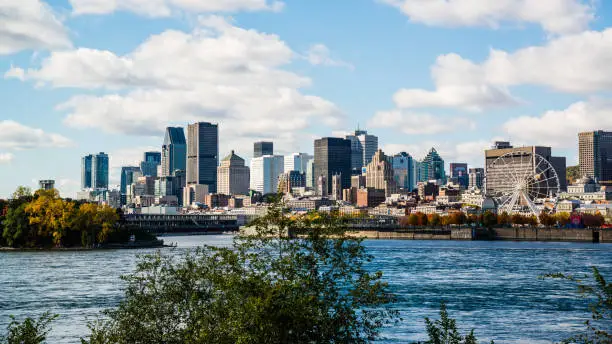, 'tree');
497,212,510,227
422,302,489,344
81,201,399,344
582,213,605,228
407,214,419,226
2,203,34,248
481,211,497,228
538,213,556,227
543,267,611,343
555,212,571,227
428,214,441,227
416,212,428,226
0,312,58,344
